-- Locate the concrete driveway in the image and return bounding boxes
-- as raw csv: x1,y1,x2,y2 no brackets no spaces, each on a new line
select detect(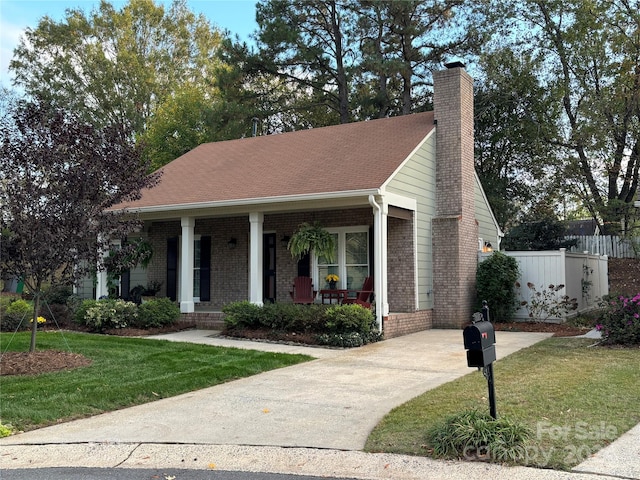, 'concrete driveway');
1,329,550,450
